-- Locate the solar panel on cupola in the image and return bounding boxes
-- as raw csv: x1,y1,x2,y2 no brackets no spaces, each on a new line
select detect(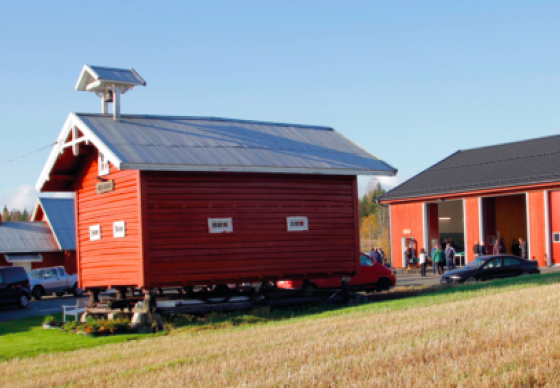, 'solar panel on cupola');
36,64,397,298
75,65,146,120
